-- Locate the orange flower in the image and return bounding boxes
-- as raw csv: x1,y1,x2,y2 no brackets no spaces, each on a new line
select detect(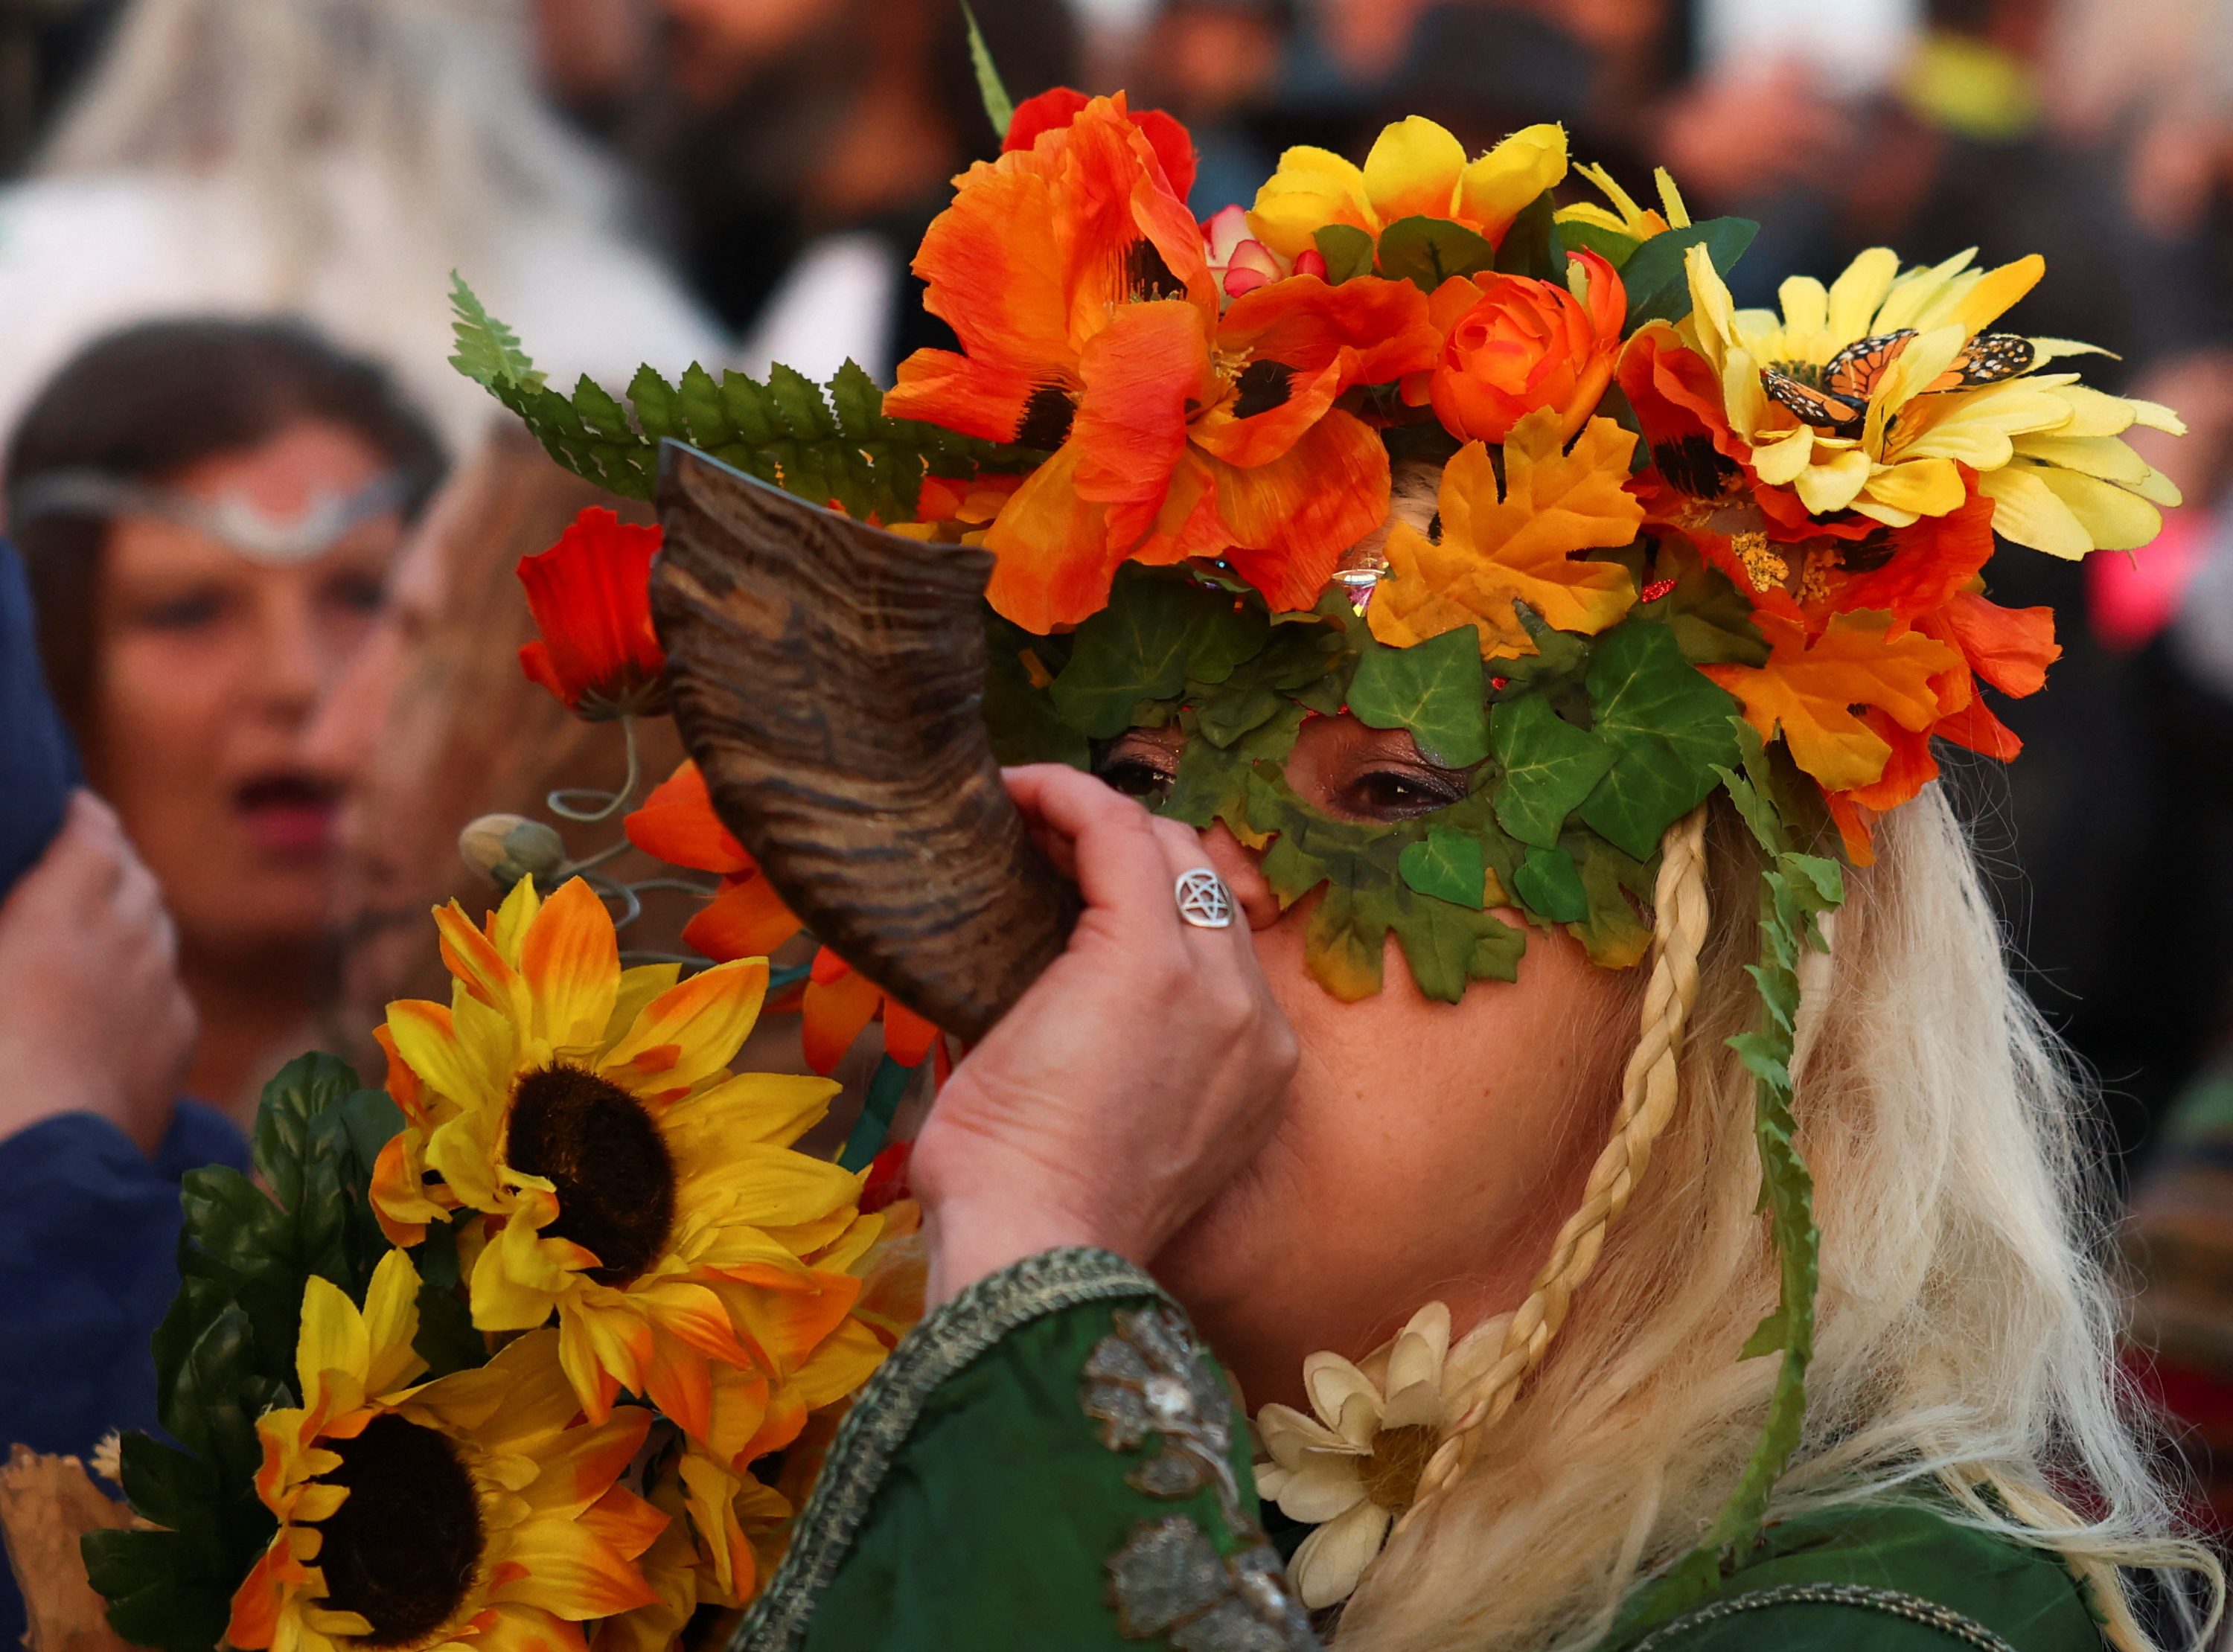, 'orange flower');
1001,86,1195,201
517,508,668,720
801,947,941,1076
624,761,805,962
1415,252,1625,444
884,92,1440,629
